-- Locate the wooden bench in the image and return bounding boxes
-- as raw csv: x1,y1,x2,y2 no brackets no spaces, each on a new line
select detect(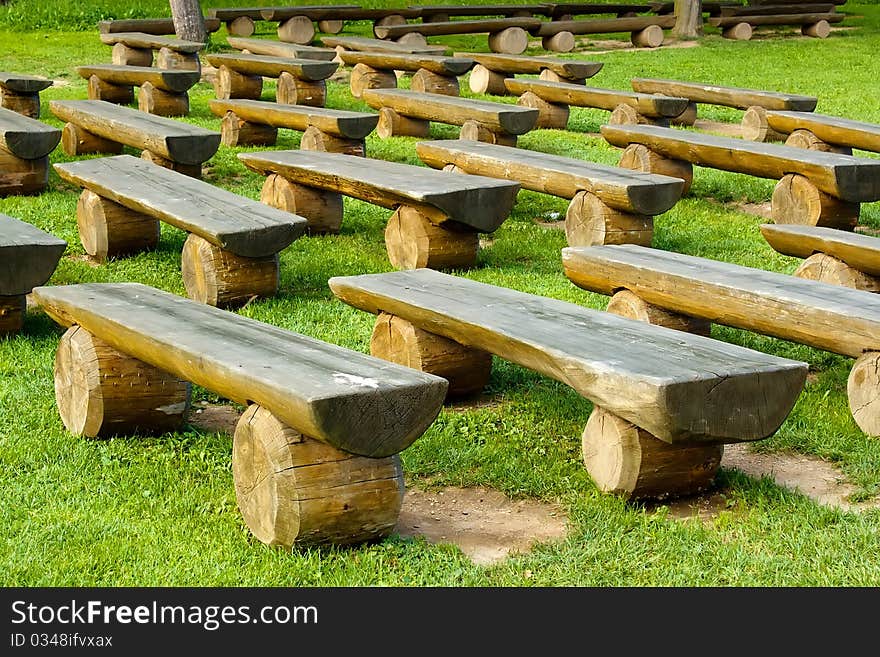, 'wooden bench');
238,149,520,269
209,98,378,154
53,154,306,307
549,3,656,19
0,108,61,195
328,268,807,499
630,77,818,137
758,111,880,156
760,223,880,292
456,52,603,95
561,243,880,436
416,139,684,246
205,53,338,107
374,17,544,55
320,35,450,56
708,10,844,40
601,123,880,228
361,88,539,146
99,32,205,71
339,51,474,97
415,4,555,23
504,78,691,129
50,100,221,178
97,17,221,35
76,64,201,116
0,72,53,118
33,281,448,547
0,213,66,334
226,36,337,61
259,6,426,42
533,15,678,50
